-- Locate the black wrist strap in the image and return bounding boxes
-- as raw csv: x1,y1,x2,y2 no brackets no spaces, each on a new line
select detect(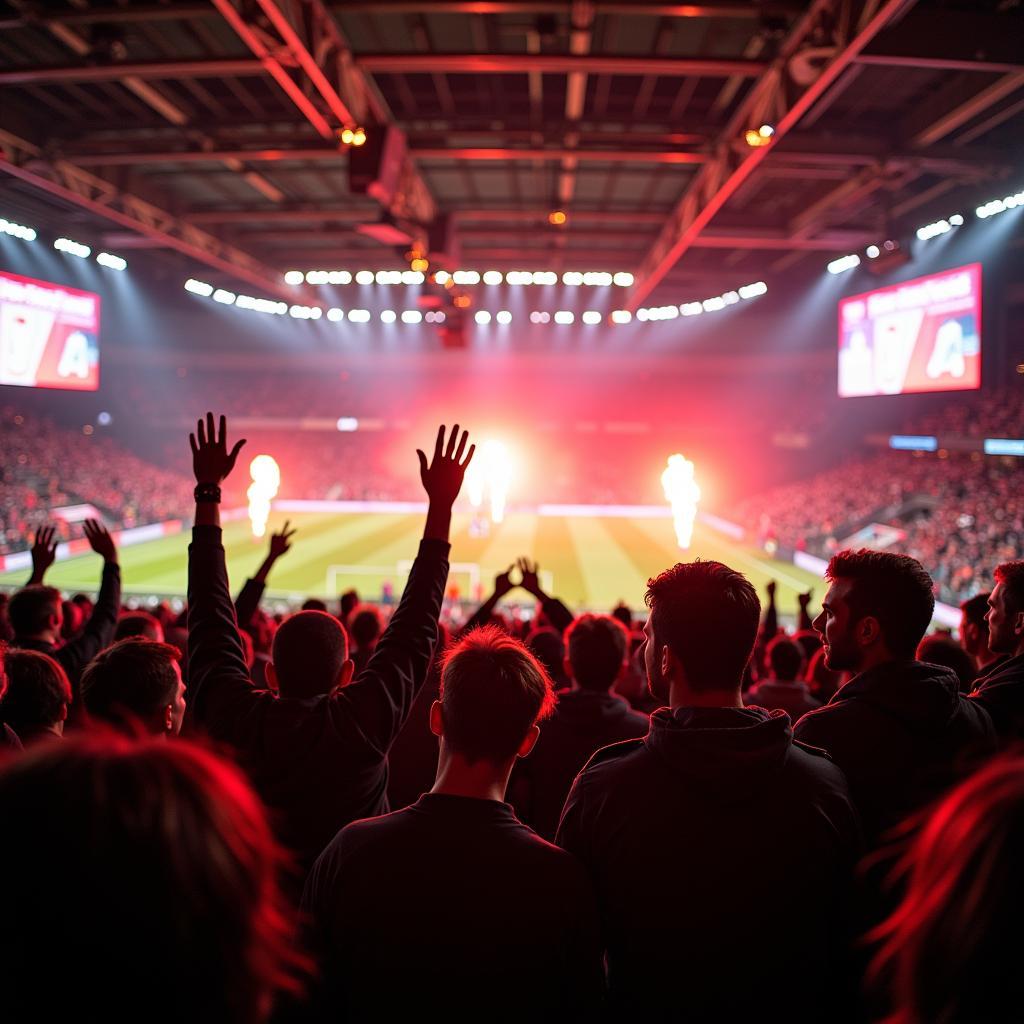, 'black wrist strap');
194,483,222,504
